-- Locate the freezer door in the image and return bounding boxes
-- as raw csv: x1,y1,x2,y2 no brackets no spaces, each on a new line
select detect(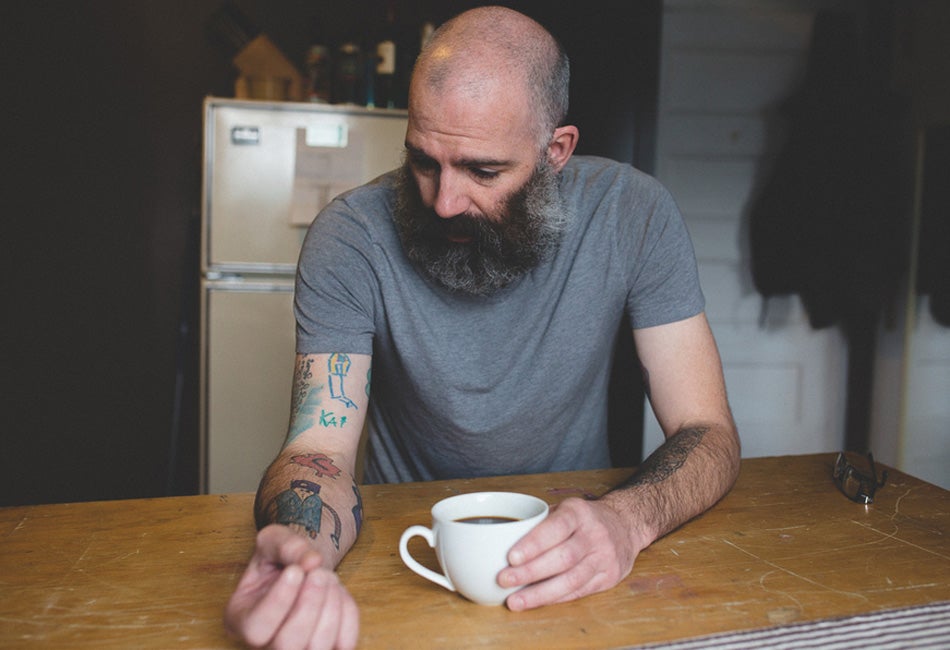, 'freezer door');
201,280,295,493
202,99,408,274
